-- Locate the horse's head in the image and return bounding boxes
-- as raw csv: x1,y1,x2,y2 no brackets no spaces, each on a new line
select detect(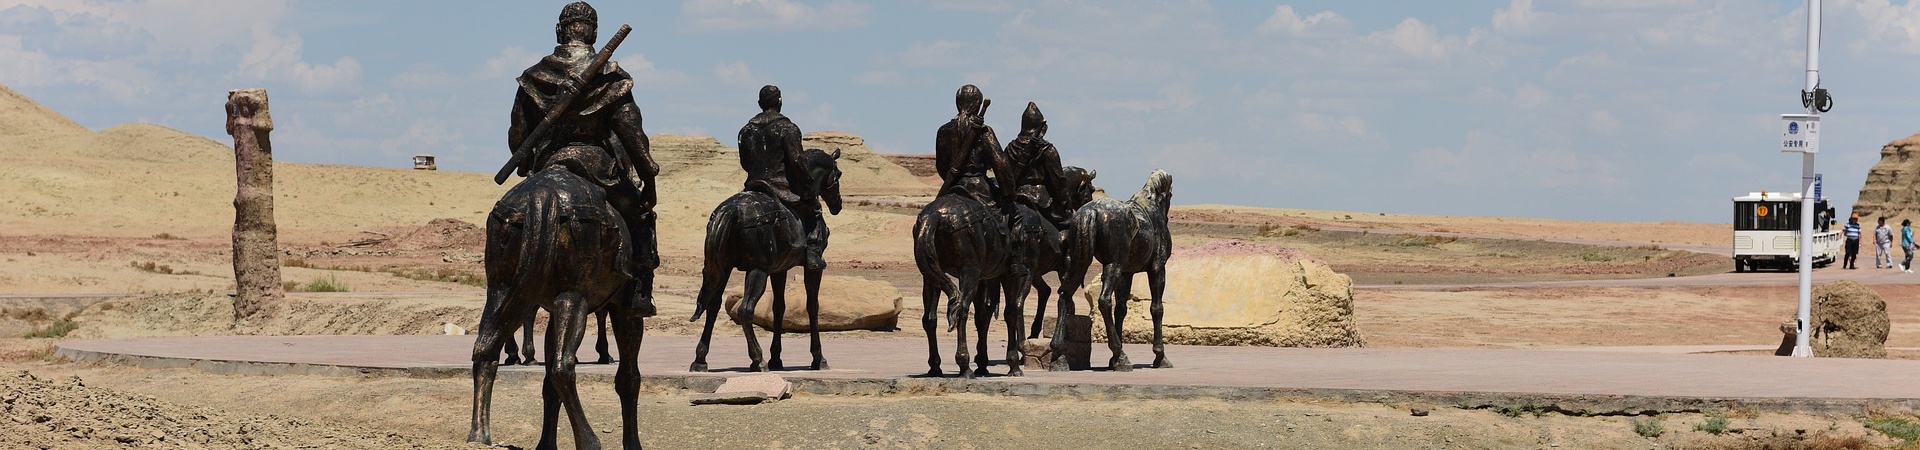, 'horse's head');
1060,166,1097,212
803,148,844,215
1128,169,1172,215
